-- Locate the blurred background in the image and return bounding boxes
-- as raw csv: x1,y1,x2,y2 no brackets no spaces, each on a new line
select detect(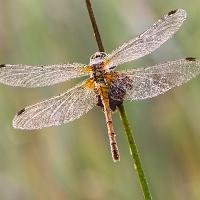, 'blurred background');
0,0,200,199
